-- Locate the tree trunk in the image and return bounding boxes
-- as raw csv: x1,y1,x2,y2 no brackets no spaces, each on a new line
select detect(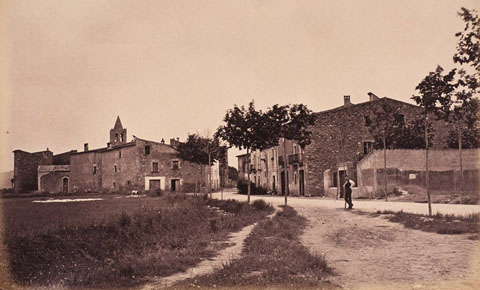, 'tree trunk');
383,136,388,202
458,129,463,201
425,116,432,216
283,139,289,206
247,147,251,204
208,153,212,198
